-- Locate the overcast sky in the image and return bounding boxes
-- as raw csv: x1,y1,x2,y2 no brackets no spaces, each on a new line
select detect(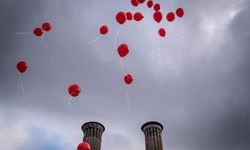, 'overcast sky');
0,0,250,150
